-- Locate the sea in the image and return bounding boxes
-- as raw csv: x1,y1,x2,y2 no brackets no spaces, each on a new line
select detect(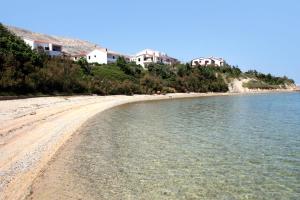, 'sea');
28,93,300,200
